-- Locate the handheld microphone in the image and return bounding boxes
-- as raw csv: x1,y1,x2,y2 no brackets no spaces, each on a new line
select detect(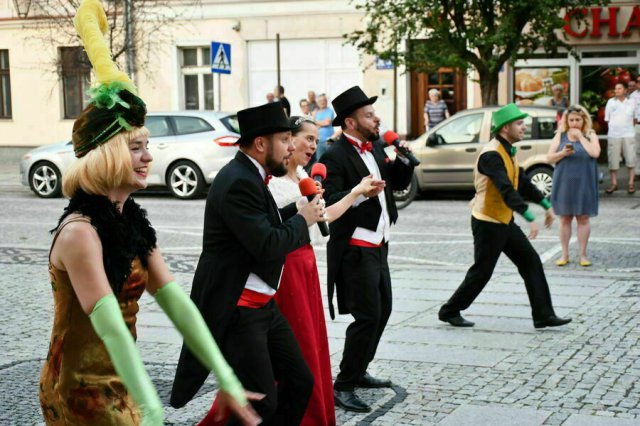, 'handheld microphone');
310,163,327,184
382,130,420,166
299,177,329,237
